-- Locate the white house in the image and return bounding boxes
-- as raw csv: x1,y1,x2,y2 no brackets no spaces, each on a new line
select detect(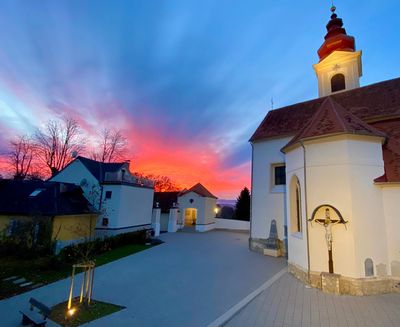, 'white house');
153,183,218,233
250,6,400,295
51,156,154,237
